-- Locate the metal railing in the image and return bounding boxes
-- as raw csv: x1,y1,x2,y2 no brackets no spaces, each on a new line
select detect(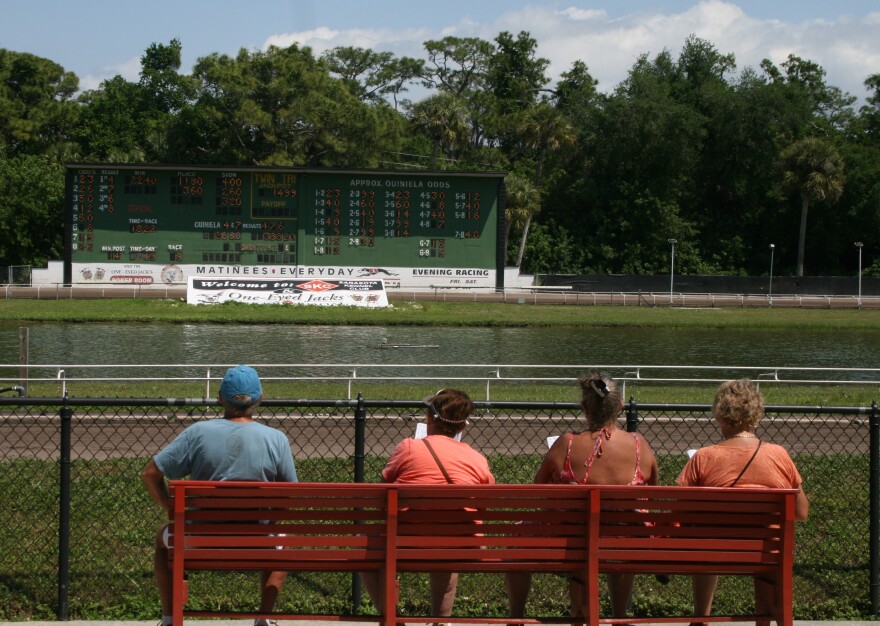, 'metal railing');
4,283,880,308
2,363,880,400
